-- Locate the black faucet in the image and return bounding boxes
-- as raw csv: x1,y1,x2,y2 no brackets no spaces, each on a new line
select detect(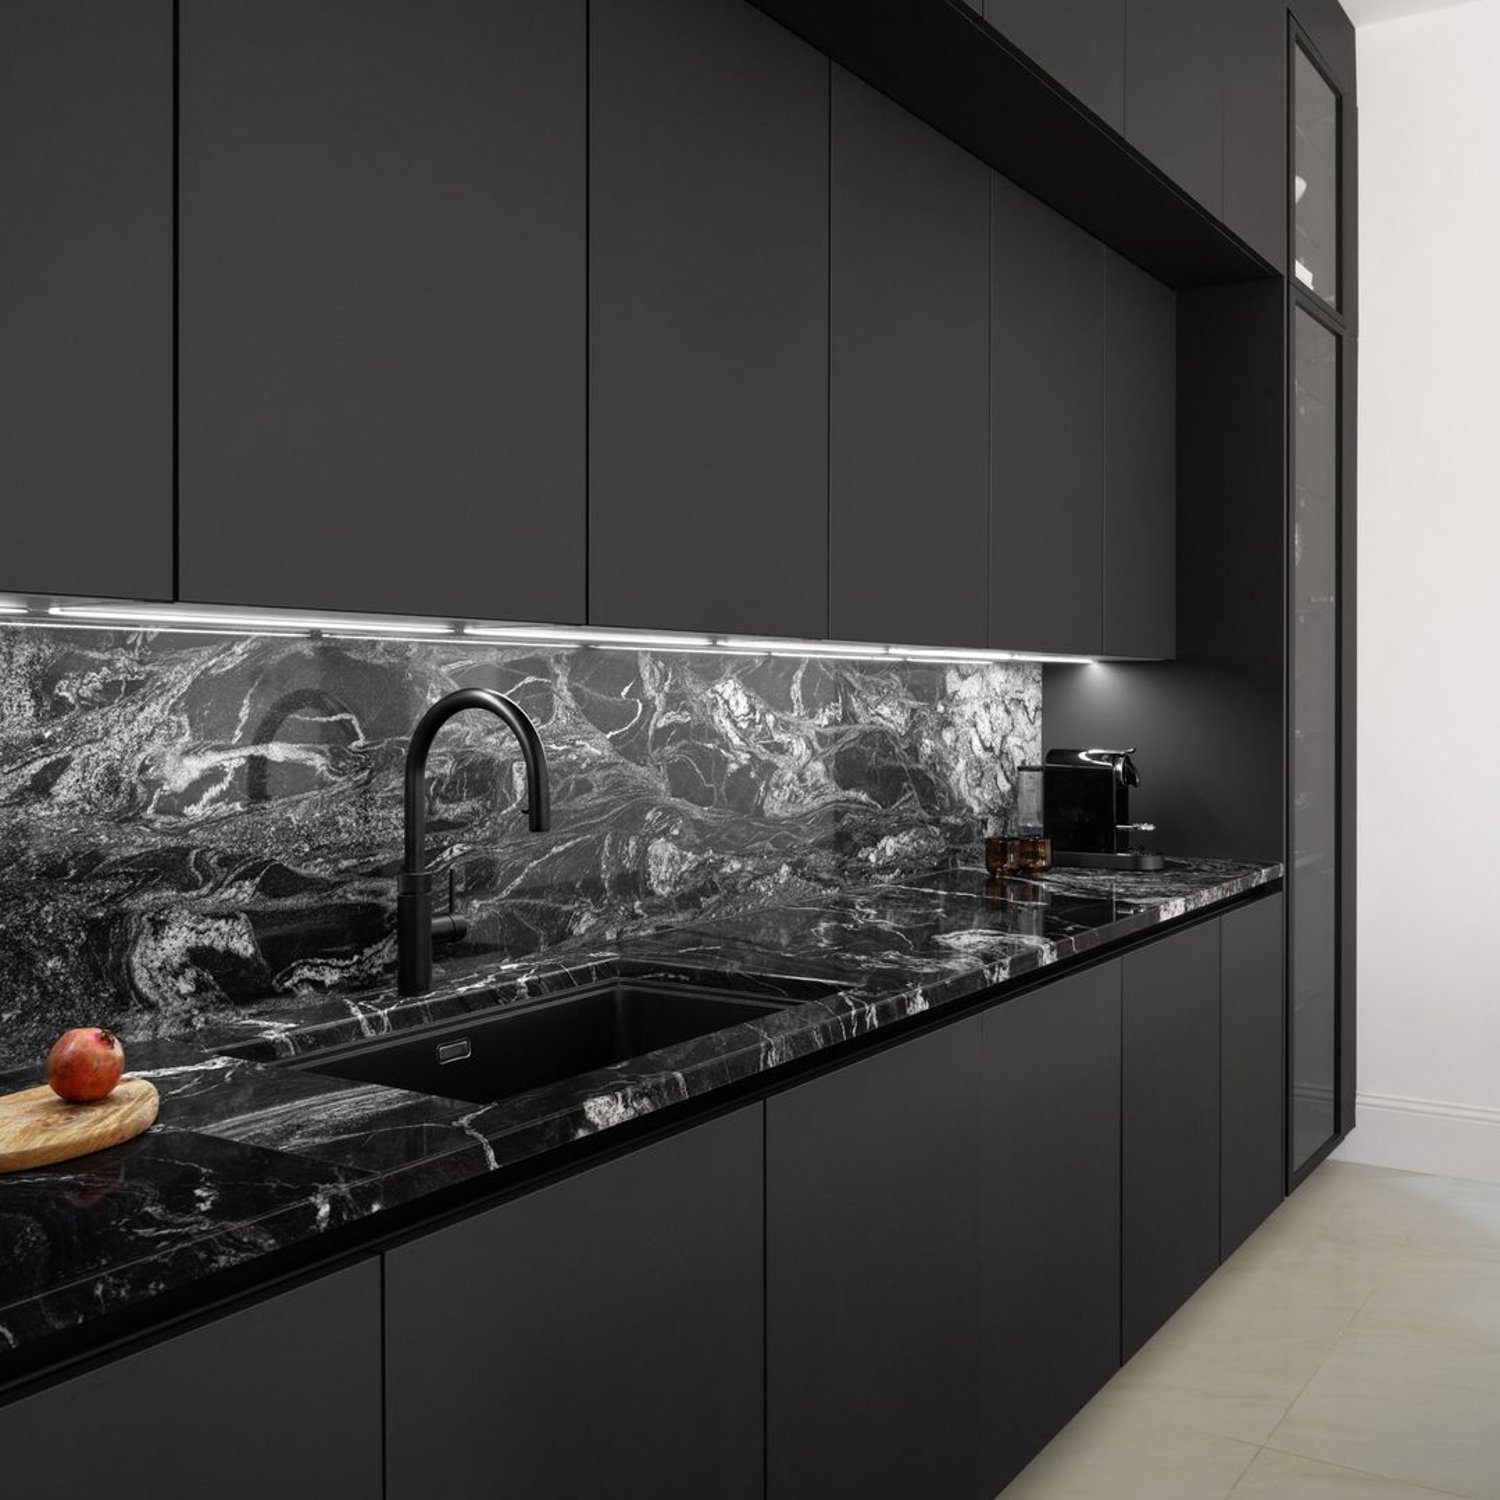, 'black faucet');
397,688,551,996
